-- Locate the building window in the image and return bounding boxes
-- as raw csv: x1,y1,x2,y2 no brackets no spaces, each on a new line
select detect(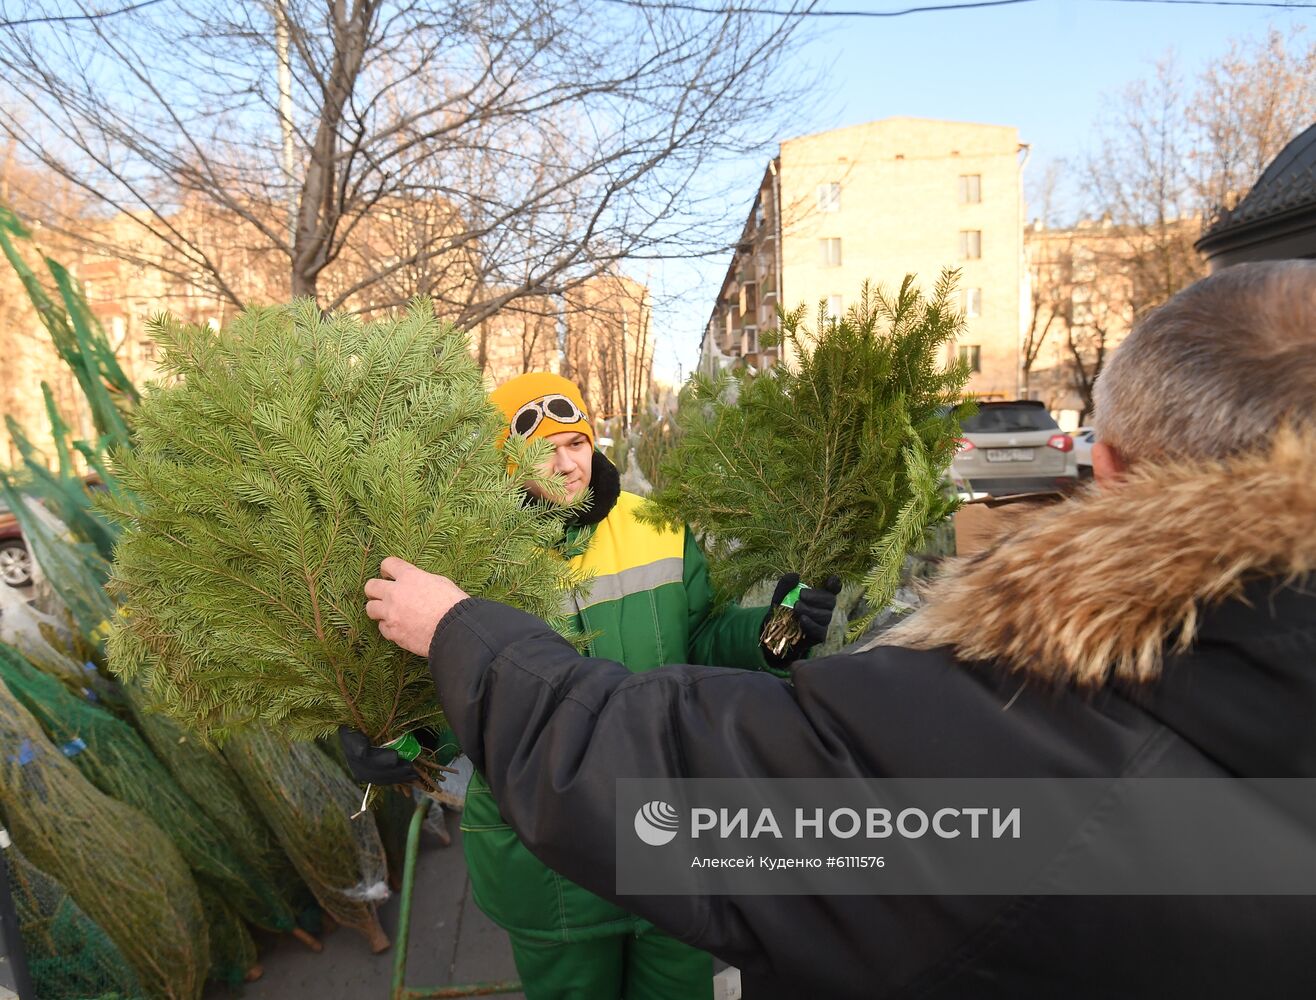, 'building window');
959,174,982,204
962,288,982,318
819,238,842,267
957,344,981,373
816,183,841,213
827,294,843,321
959,230,982,260
739,283,758,320
139,340,157,363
